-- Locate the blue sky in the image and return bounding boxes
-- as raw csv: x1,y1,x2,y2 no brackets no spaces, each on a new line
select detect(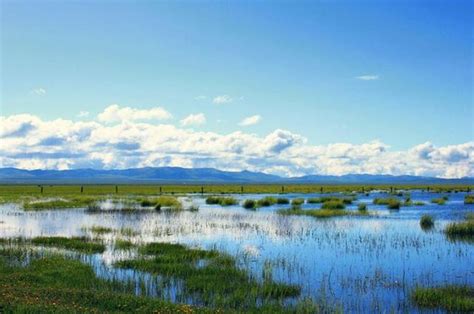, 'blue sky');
0,1,473,176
